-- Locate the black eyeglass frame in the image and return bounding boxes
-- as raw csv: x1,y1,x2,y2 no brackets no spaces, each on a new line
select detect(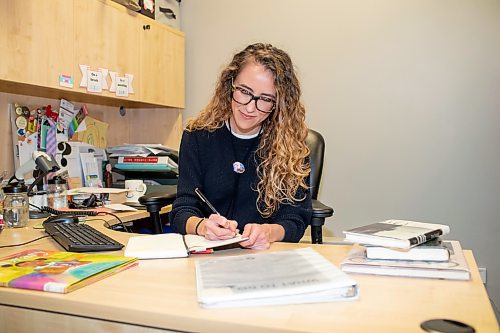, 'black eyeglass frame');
230,79,276,114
